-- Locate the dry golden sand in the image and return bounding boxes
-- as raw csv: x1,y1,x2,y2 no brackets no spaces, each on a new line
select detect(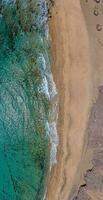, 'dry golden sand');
46,0,103,199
